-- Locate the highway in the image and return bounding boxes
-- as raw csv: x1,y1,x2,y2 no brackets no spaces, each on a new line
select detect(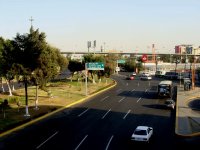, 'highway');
0,73,199,150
